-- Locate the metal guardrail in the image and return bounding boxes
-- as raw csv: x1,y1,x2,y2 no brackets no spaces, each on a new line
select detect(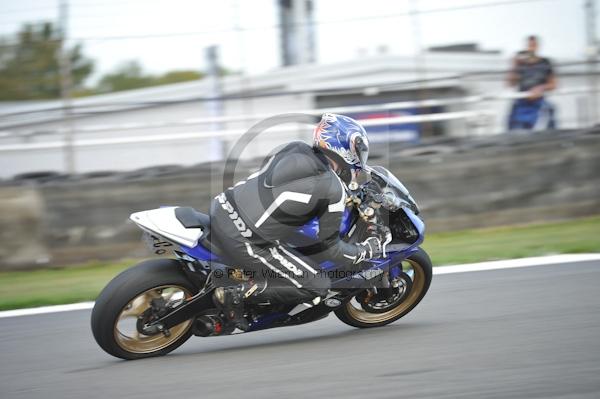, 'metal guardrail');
0,110,495,152
0,86,593,152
